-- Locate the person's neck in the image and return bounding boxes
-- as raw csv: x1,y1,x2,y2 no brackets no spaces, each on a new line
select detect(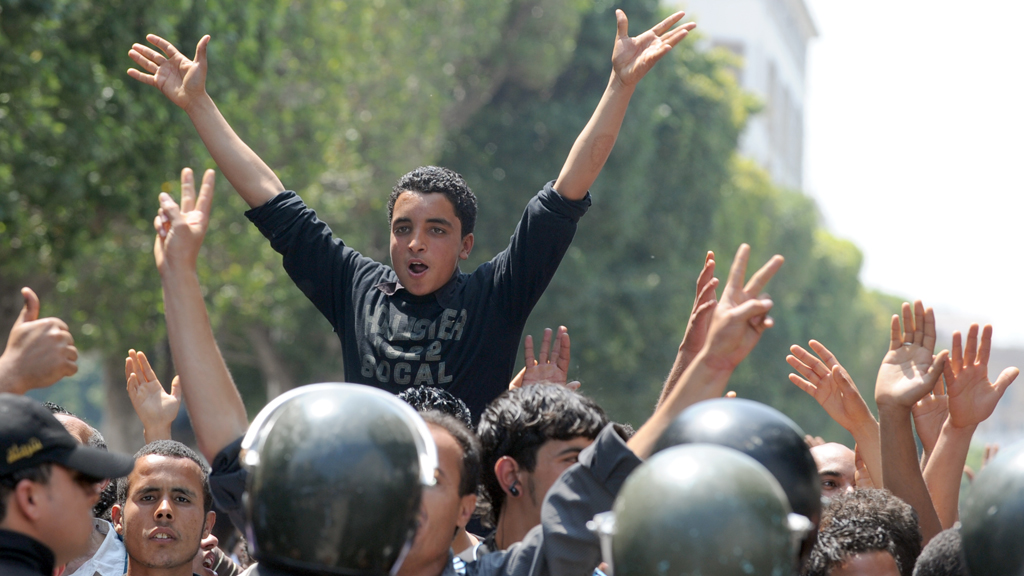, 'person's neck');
452,527,478,556
492,503,540,550
63,521,106,574
126,558,195,576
